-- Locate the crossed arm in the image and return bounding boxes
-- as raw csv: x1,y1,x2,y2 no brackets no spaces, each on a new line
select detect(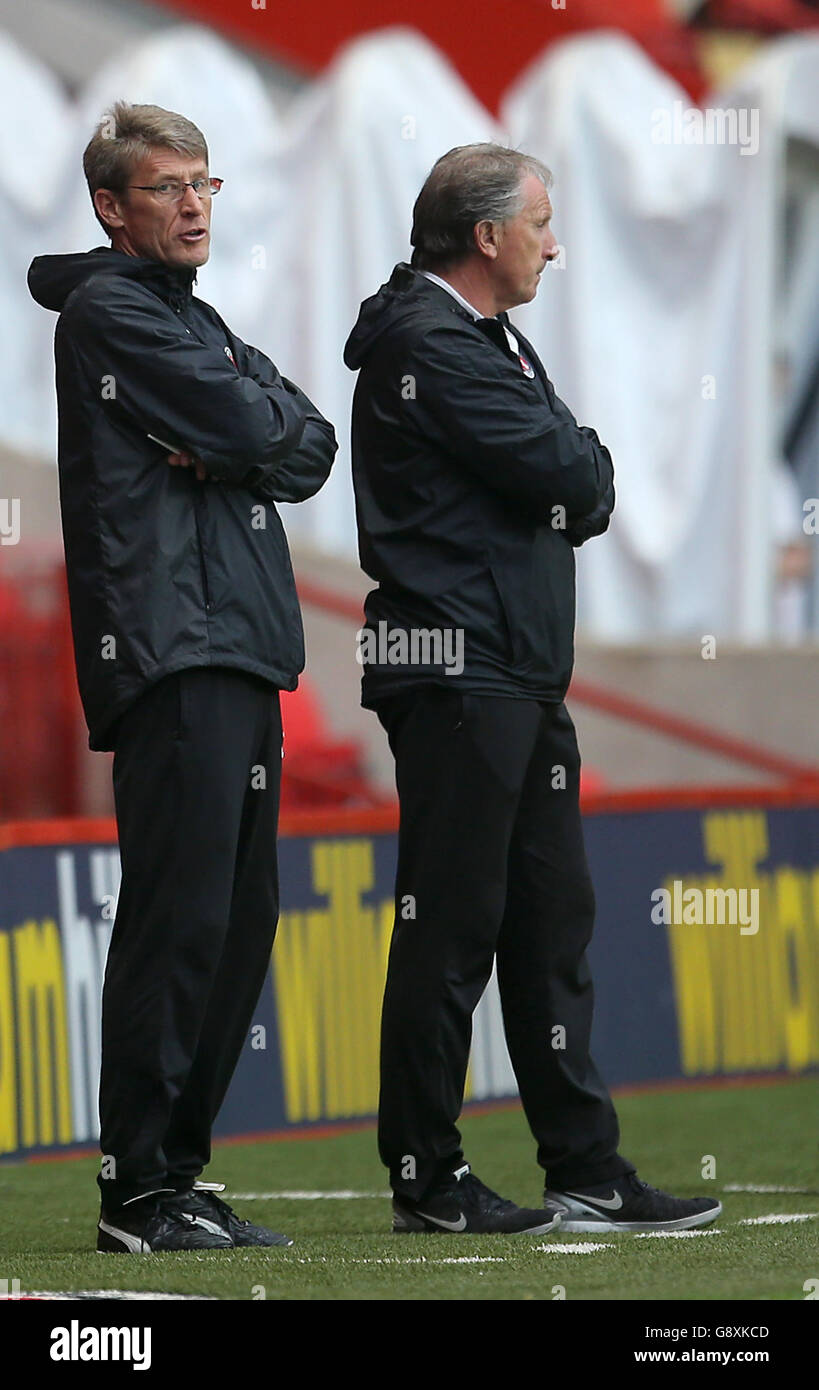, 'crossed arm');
64,275,337,501
405,324,615,545
167,369,337,505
